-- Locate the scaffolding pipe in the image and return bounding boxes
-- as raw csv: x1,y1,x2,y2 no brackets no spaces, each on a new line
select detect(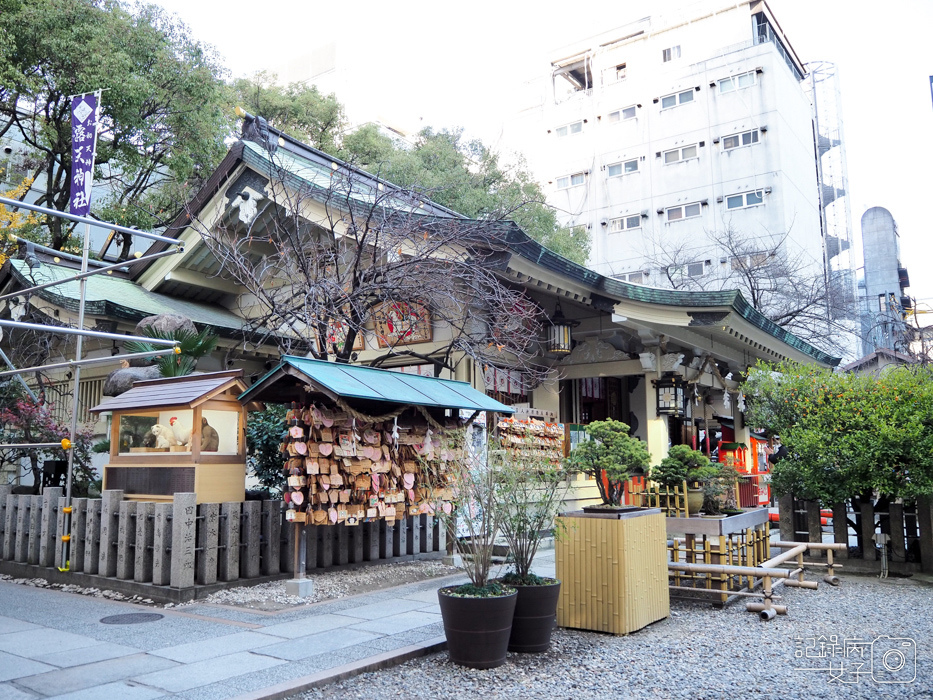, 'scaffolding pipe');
0,442,68,450
0,248,184,303
0,320,178,346
0,196,183,246
0,347,179,378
